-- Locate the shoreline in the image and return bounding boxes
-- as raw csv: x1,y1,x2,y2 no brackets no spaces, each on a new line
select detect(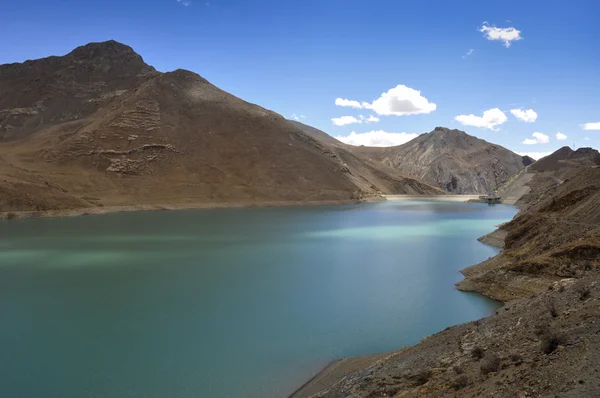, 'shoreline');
289,353,394,398
0,193,496,221
0,197,385,220
288,360,339,398
383,194,481,202
291,209,515,397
